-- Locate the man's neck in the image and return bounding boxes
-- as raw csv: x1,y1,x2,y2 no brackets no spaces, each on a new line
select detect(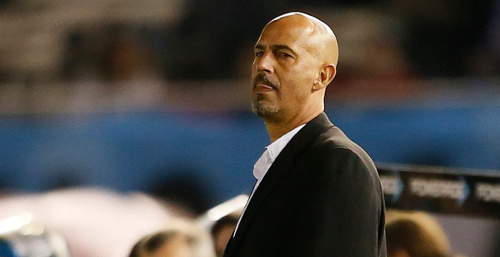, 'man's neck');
264,110,322,142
